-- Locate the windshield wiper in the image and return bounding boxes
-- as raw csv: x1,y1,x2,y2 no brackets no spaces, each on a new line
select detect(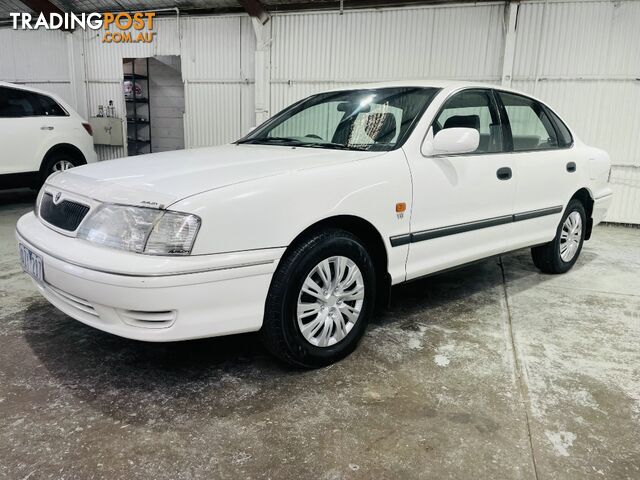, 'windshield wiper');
237,136,302,145
295,142,370,151
237,137,371,151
